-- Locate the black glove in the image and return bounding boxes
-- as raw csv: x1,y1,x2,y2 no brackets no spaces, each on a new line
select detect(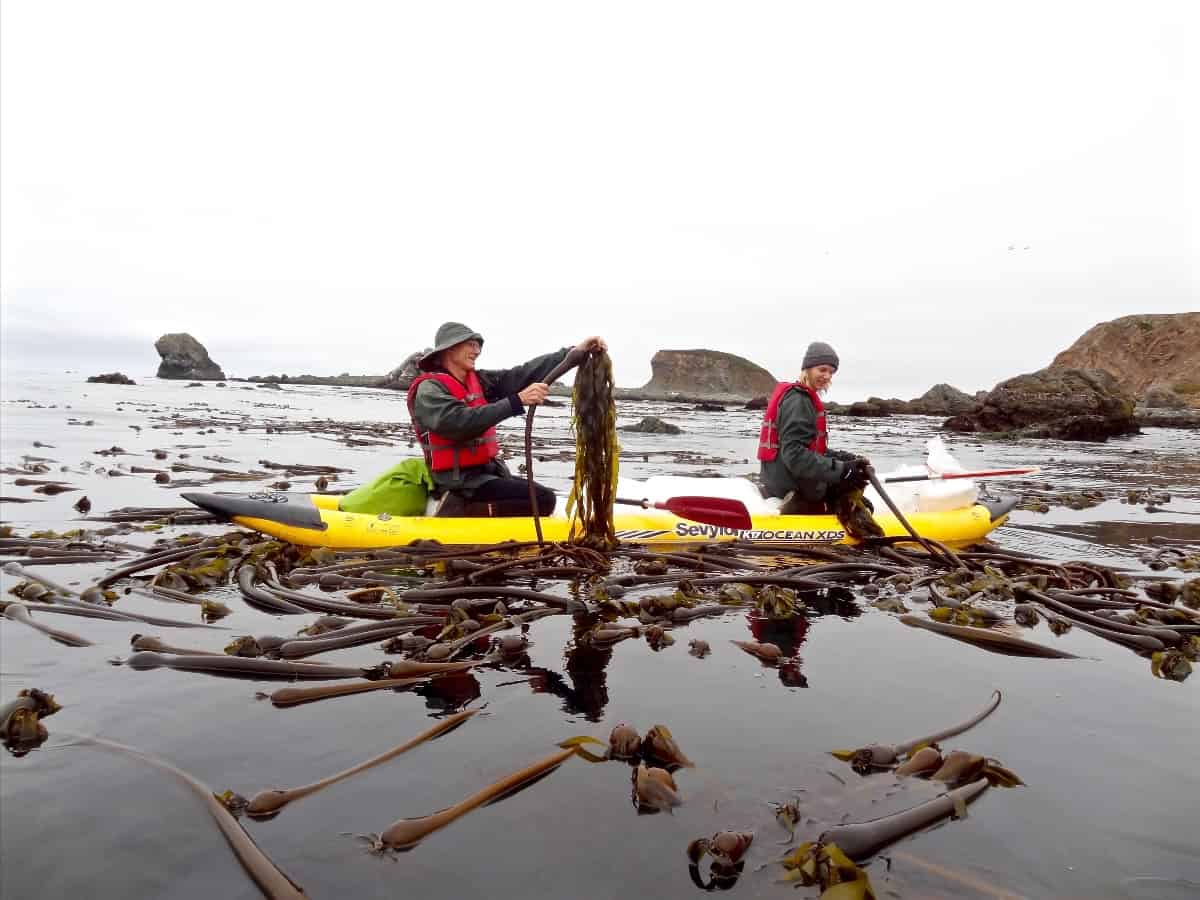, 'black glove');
840,458,872,490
